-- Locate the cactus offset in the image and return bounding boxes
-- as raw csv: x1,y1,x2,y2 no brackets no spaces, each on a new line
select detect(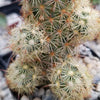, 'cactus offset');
47,58,92,100
6,58,42,94
9,22,46,61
